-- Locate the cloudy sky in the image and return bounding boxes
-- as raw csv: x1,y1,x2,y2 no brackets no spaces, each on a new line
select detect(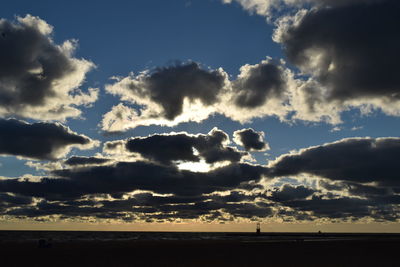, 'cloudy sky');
1,0,400,232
